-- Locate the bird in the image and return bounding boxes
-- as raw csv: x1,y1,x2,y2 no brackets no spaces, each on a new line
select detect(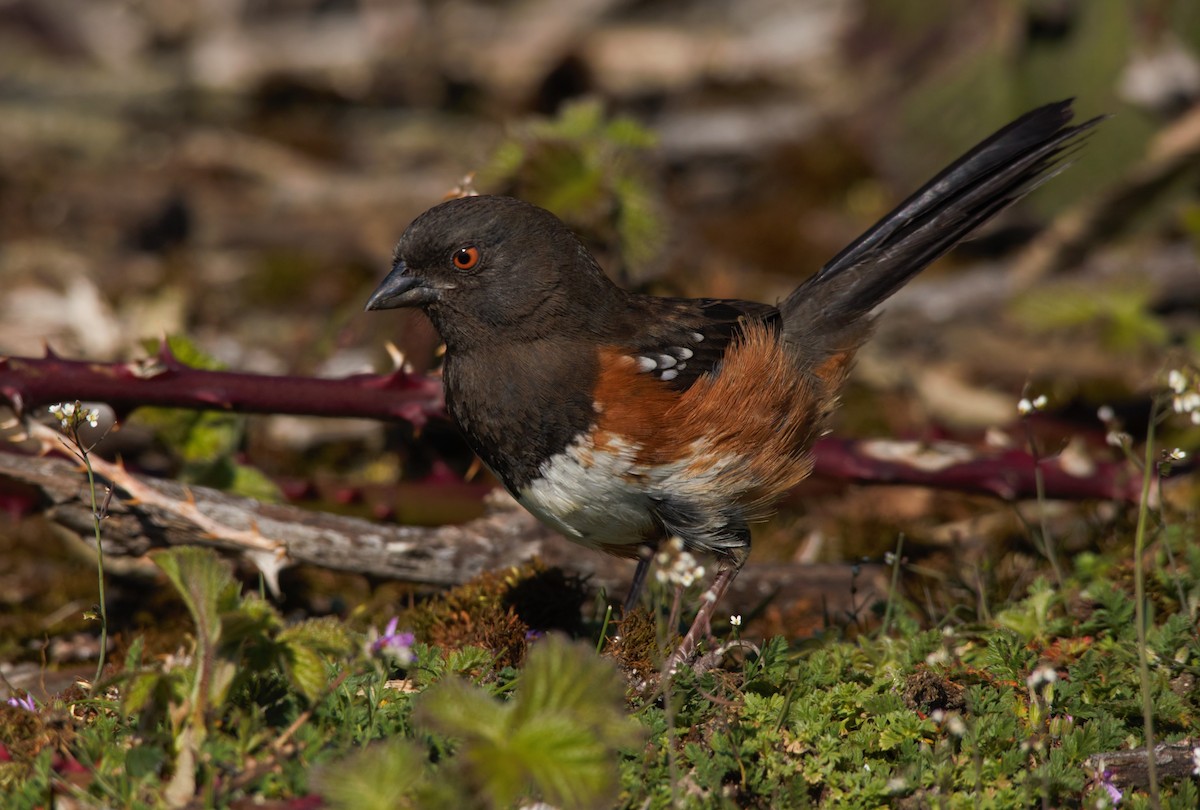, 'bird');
366,100,1101,667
